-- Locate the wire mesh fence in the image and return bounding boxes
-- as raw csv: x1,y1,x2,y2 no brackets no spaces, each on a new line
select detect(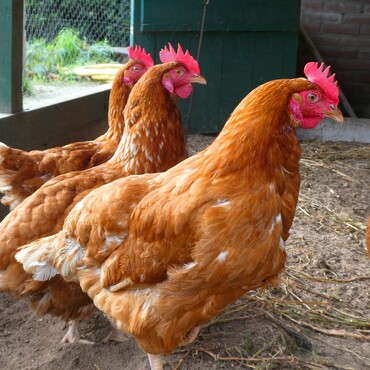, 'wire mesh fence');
25,0,131,47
